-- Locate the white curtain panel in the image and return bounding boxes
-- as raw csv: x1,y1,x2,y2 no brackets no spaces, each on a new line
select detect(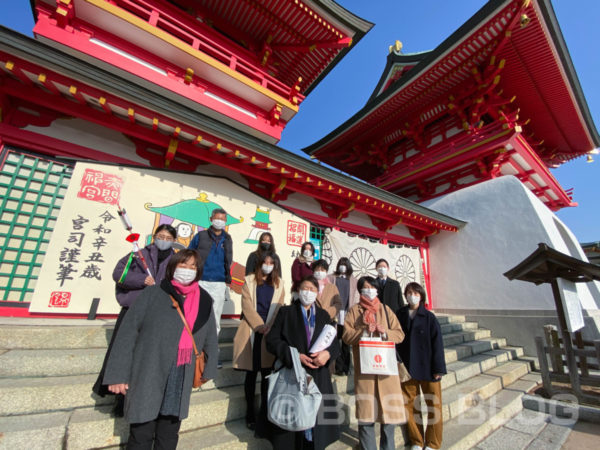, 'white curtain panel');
323,229,422,292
